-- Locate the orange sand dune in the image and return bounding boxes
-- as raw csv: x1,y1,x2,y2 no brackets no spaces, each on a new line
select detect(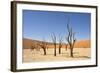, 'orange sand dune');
74,40,90,48
23,38,90,49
